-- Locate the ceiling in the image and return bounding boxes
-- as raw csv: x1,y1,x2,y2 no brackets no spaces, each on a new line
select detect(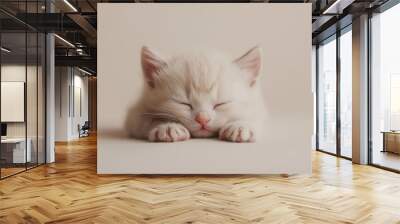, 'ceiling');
0,0,392,75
